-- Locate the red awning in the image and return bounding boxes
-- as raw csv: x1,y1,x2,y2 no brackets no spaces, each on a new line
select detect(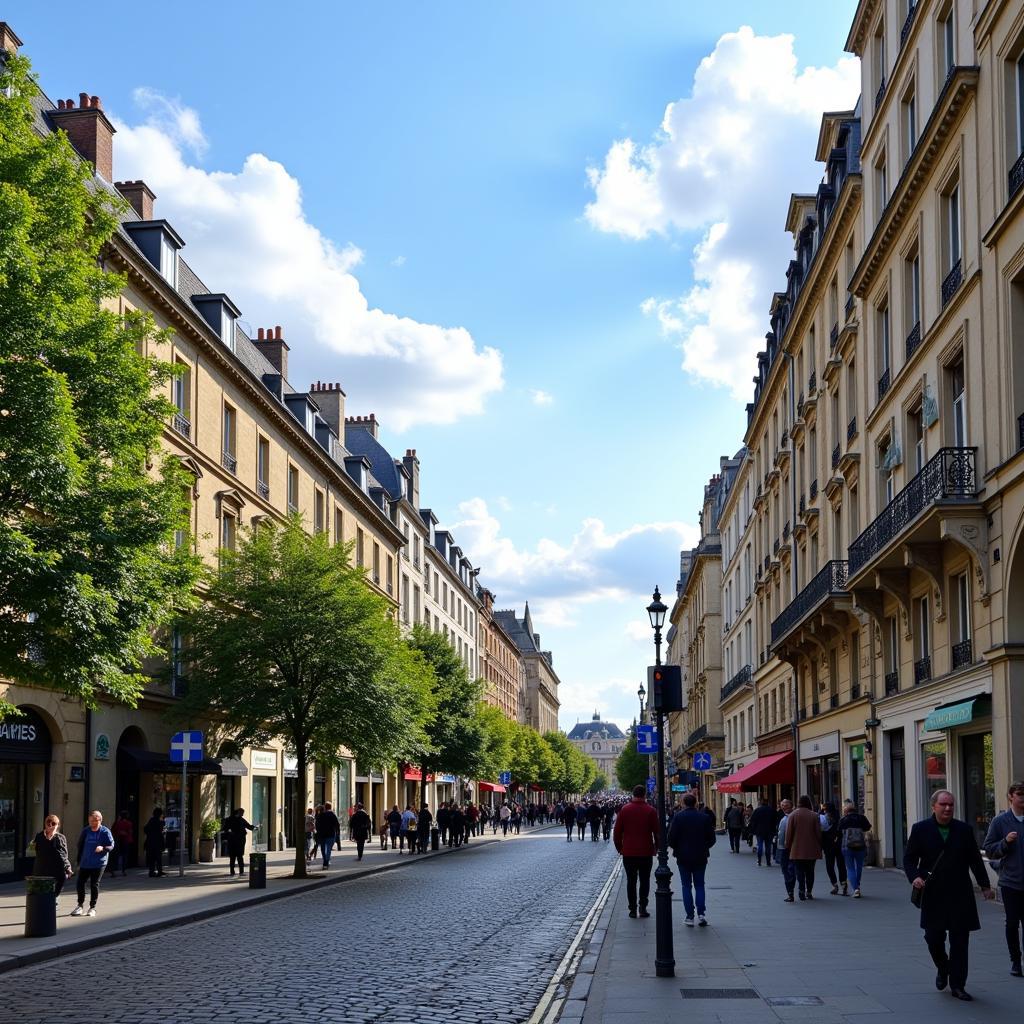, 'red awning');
715,751,794,792
529,783,544,792
478,782,506,793
402,769,435,782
